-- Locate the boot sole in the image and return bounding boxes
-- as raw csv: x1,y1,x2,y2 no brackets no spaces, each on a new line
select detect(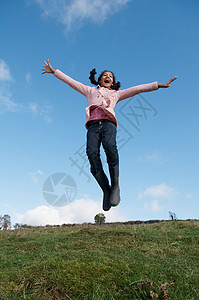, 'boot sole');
103,207,111,211
111,198,121,207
